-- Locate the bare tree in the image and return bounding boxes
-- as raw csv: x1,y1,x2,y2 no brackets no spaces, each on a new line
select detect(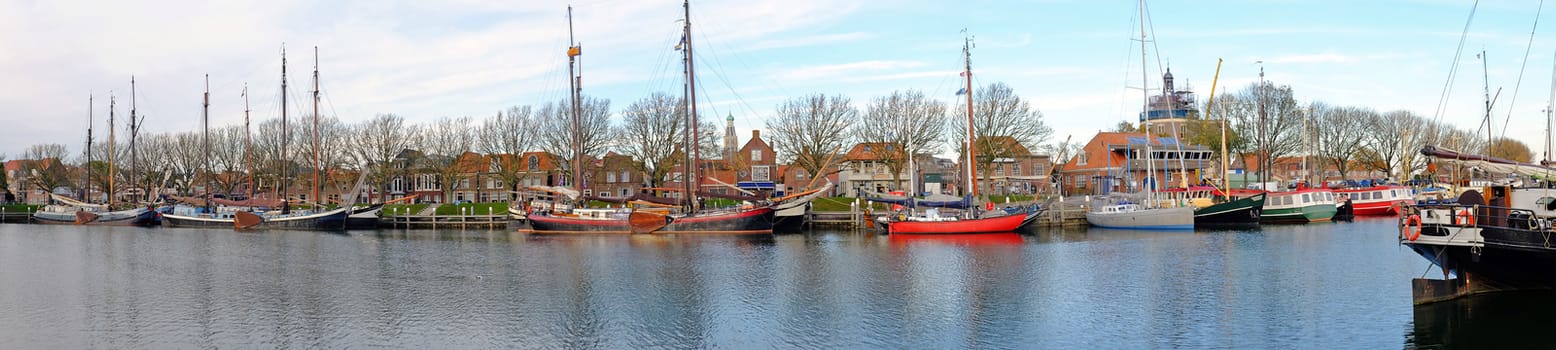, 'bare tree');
950,82,1053,187
1311,104,1369,181
478,105,540,199
1220,82,1302,179
300,116,351,202
615,92,688,187
20,144,71,193
350,114,421,202
0,152,9,198
537,96,613,187
856,89,946,191
766,93,856,180
418,116,475,203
